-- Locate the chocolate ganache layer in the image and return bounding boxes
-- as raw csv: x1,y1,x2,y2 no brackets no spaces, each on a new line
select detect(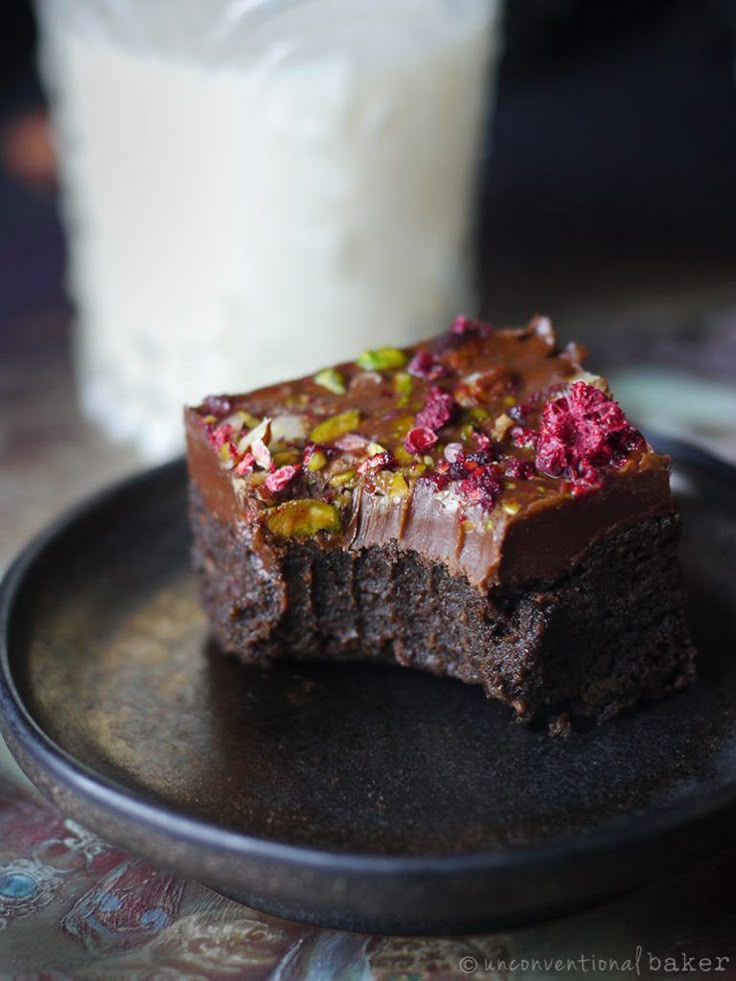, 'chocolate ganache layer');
185,316,674,591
